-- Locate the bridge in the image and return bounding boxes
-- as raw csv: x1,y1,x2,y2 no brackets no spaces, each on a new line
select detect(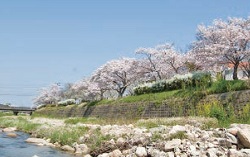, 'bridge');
0,105,36,115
